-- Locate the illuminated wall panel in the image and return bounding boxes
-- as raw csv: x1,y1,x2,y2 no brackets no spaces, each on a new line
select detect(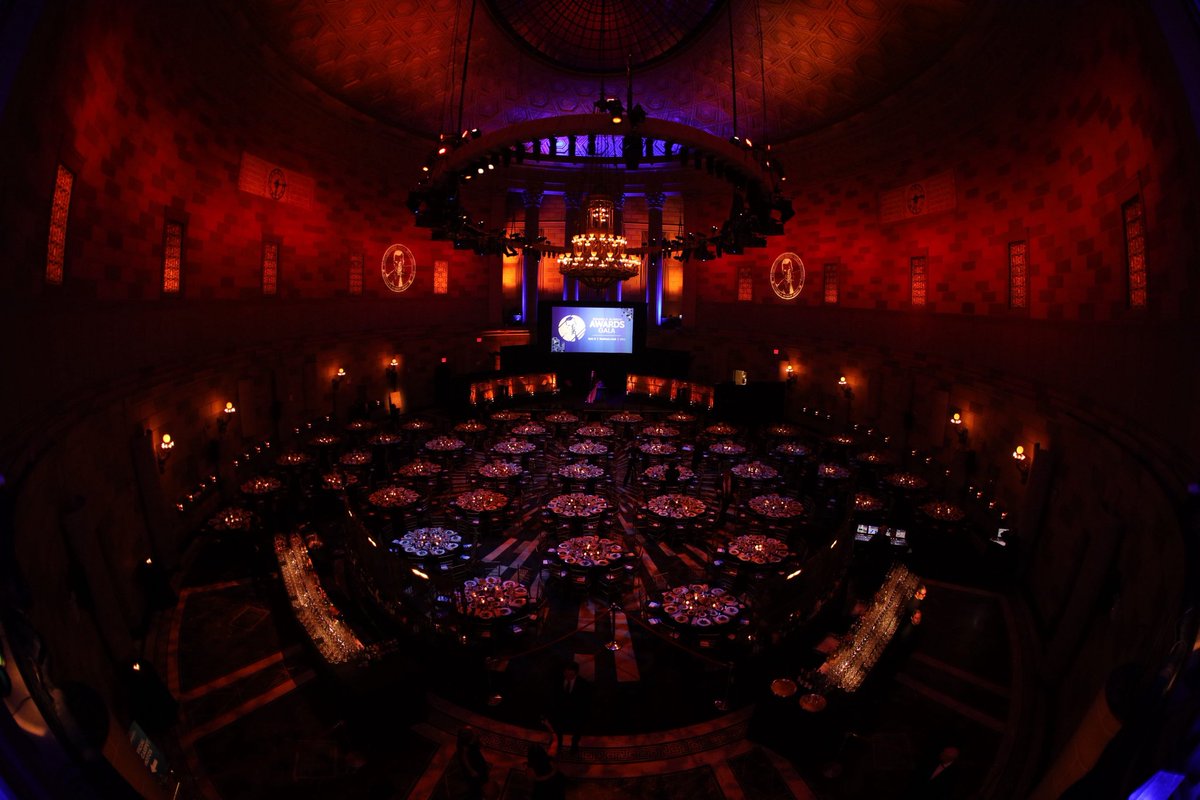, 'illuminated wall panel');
162,220,183,294
262,240,279,296
823,262,838,305
737,266,753,302
910,256,927,307
1123,195,1147,309
45,165,73,285
433,259,448,295
1008,241,1027,310
348,253,363,295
